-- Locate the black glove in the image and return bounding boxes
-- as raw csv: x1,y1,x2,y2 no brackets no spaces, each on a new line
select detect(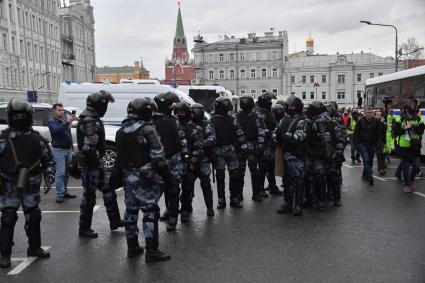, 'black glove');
333,152,346,164
44,181,52,195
